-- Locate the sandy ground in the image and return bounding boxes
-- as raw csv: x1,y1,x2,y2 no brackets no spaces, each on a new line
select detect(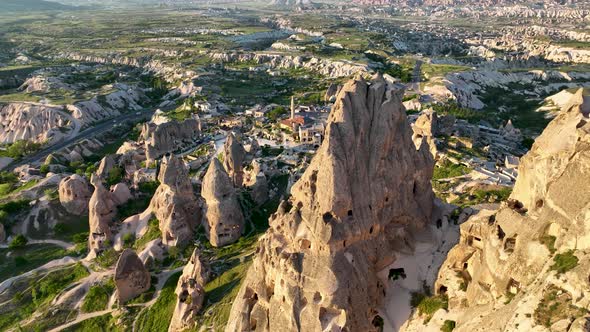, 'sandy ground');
378,219,461,332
